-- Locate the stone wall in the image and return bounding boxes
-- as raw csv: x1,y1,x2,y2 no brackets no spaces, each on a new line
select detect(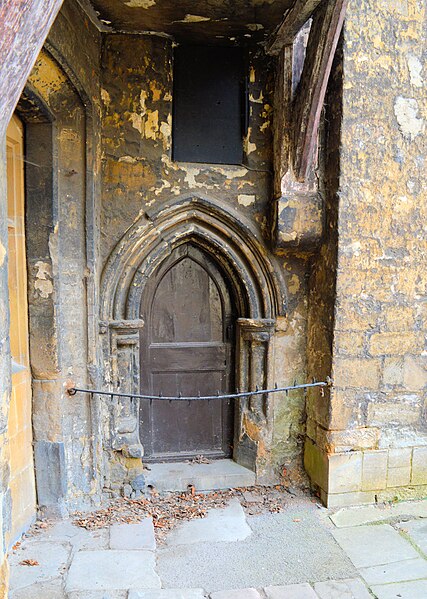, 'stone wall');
99,33,313,492
305,0,427,507
16,0,103,515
